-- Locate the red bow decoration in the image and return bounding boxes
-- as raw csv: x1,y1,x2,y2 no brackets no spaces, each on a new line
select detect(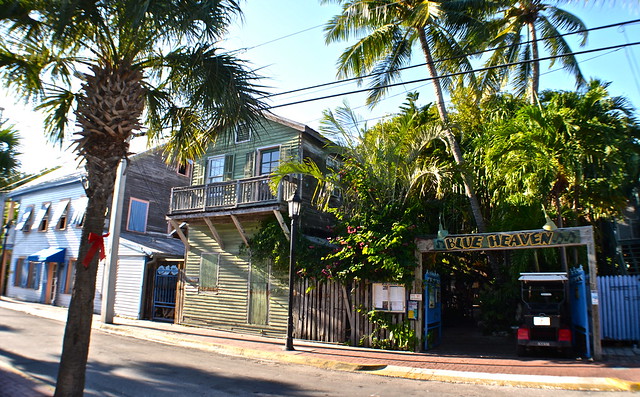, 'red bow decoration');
82,232,110,268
